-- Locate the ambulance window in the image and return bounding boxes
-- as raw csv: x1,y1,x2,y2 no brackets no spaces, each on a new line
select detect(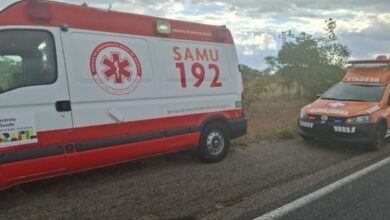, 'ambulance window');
0,55,23,92
0,30,56,94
